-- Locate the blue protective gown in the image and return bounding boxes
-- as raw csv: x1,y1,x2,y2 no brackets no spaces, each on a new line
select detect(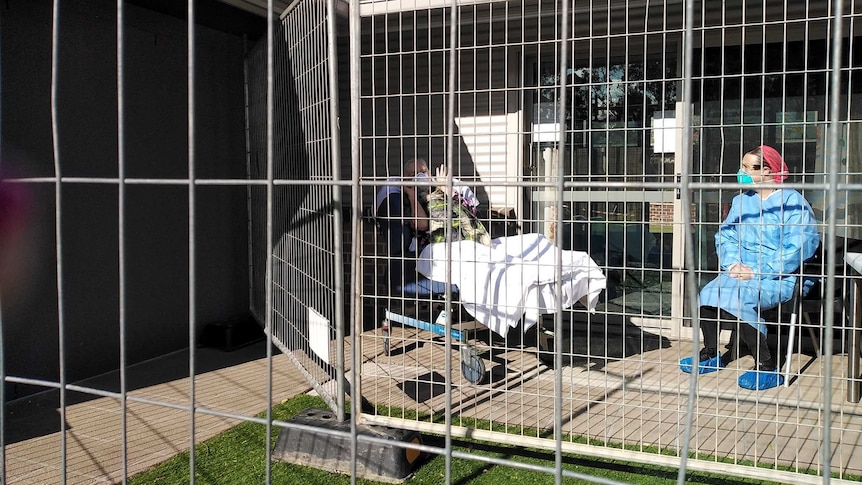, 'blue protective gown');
699,188,820,335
